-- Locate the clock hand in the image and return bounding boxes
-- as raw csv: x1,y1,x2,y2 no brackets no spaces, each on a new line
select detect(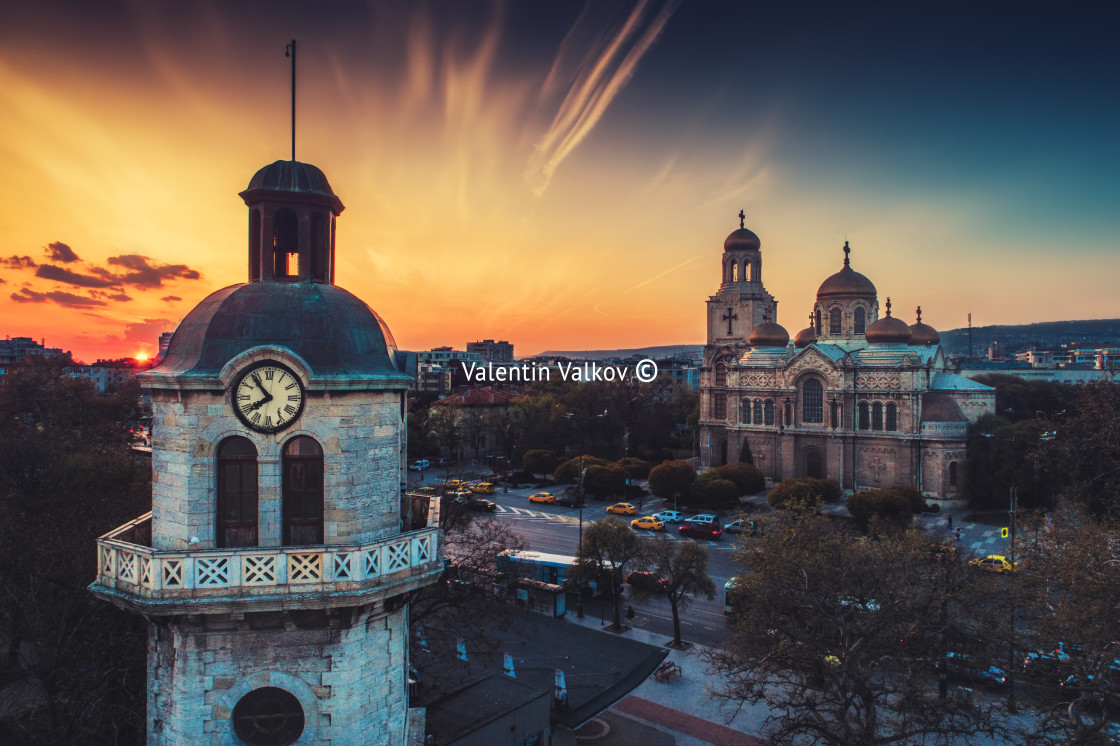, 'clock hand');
245,397,271,412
